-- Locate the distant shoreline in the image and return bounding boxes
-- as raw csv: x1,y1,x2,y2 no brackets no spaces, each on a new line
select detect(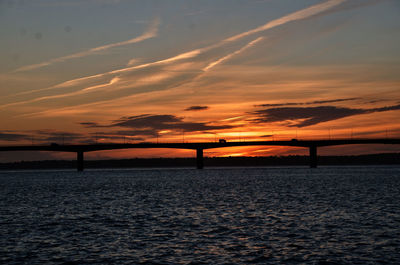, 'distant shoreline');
0,153,399,170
